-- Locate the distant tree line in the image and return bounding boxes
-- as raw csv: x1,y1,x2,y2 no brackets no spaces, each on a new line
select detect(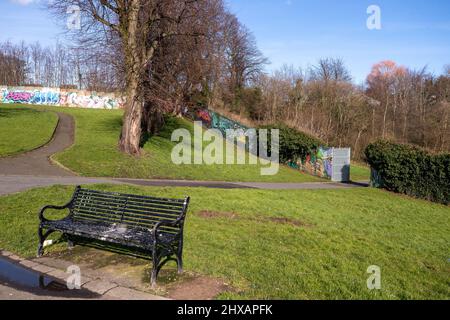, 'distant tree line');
0,41,119,92
240,59,449,157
